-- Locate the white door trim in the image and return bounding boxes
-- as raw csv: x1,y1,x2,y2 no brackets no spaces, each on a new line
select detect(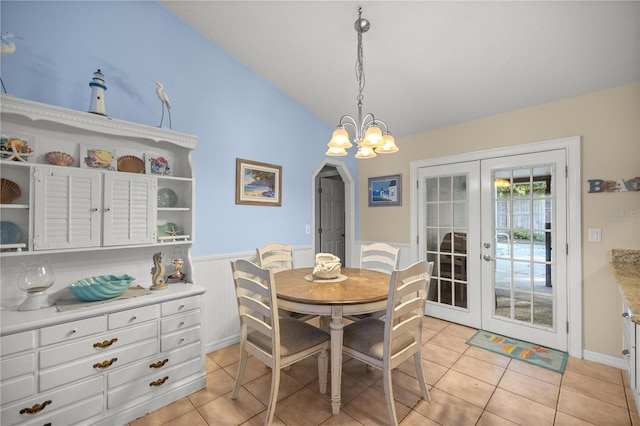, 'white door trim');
312,159,355,267
410,136,582,357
